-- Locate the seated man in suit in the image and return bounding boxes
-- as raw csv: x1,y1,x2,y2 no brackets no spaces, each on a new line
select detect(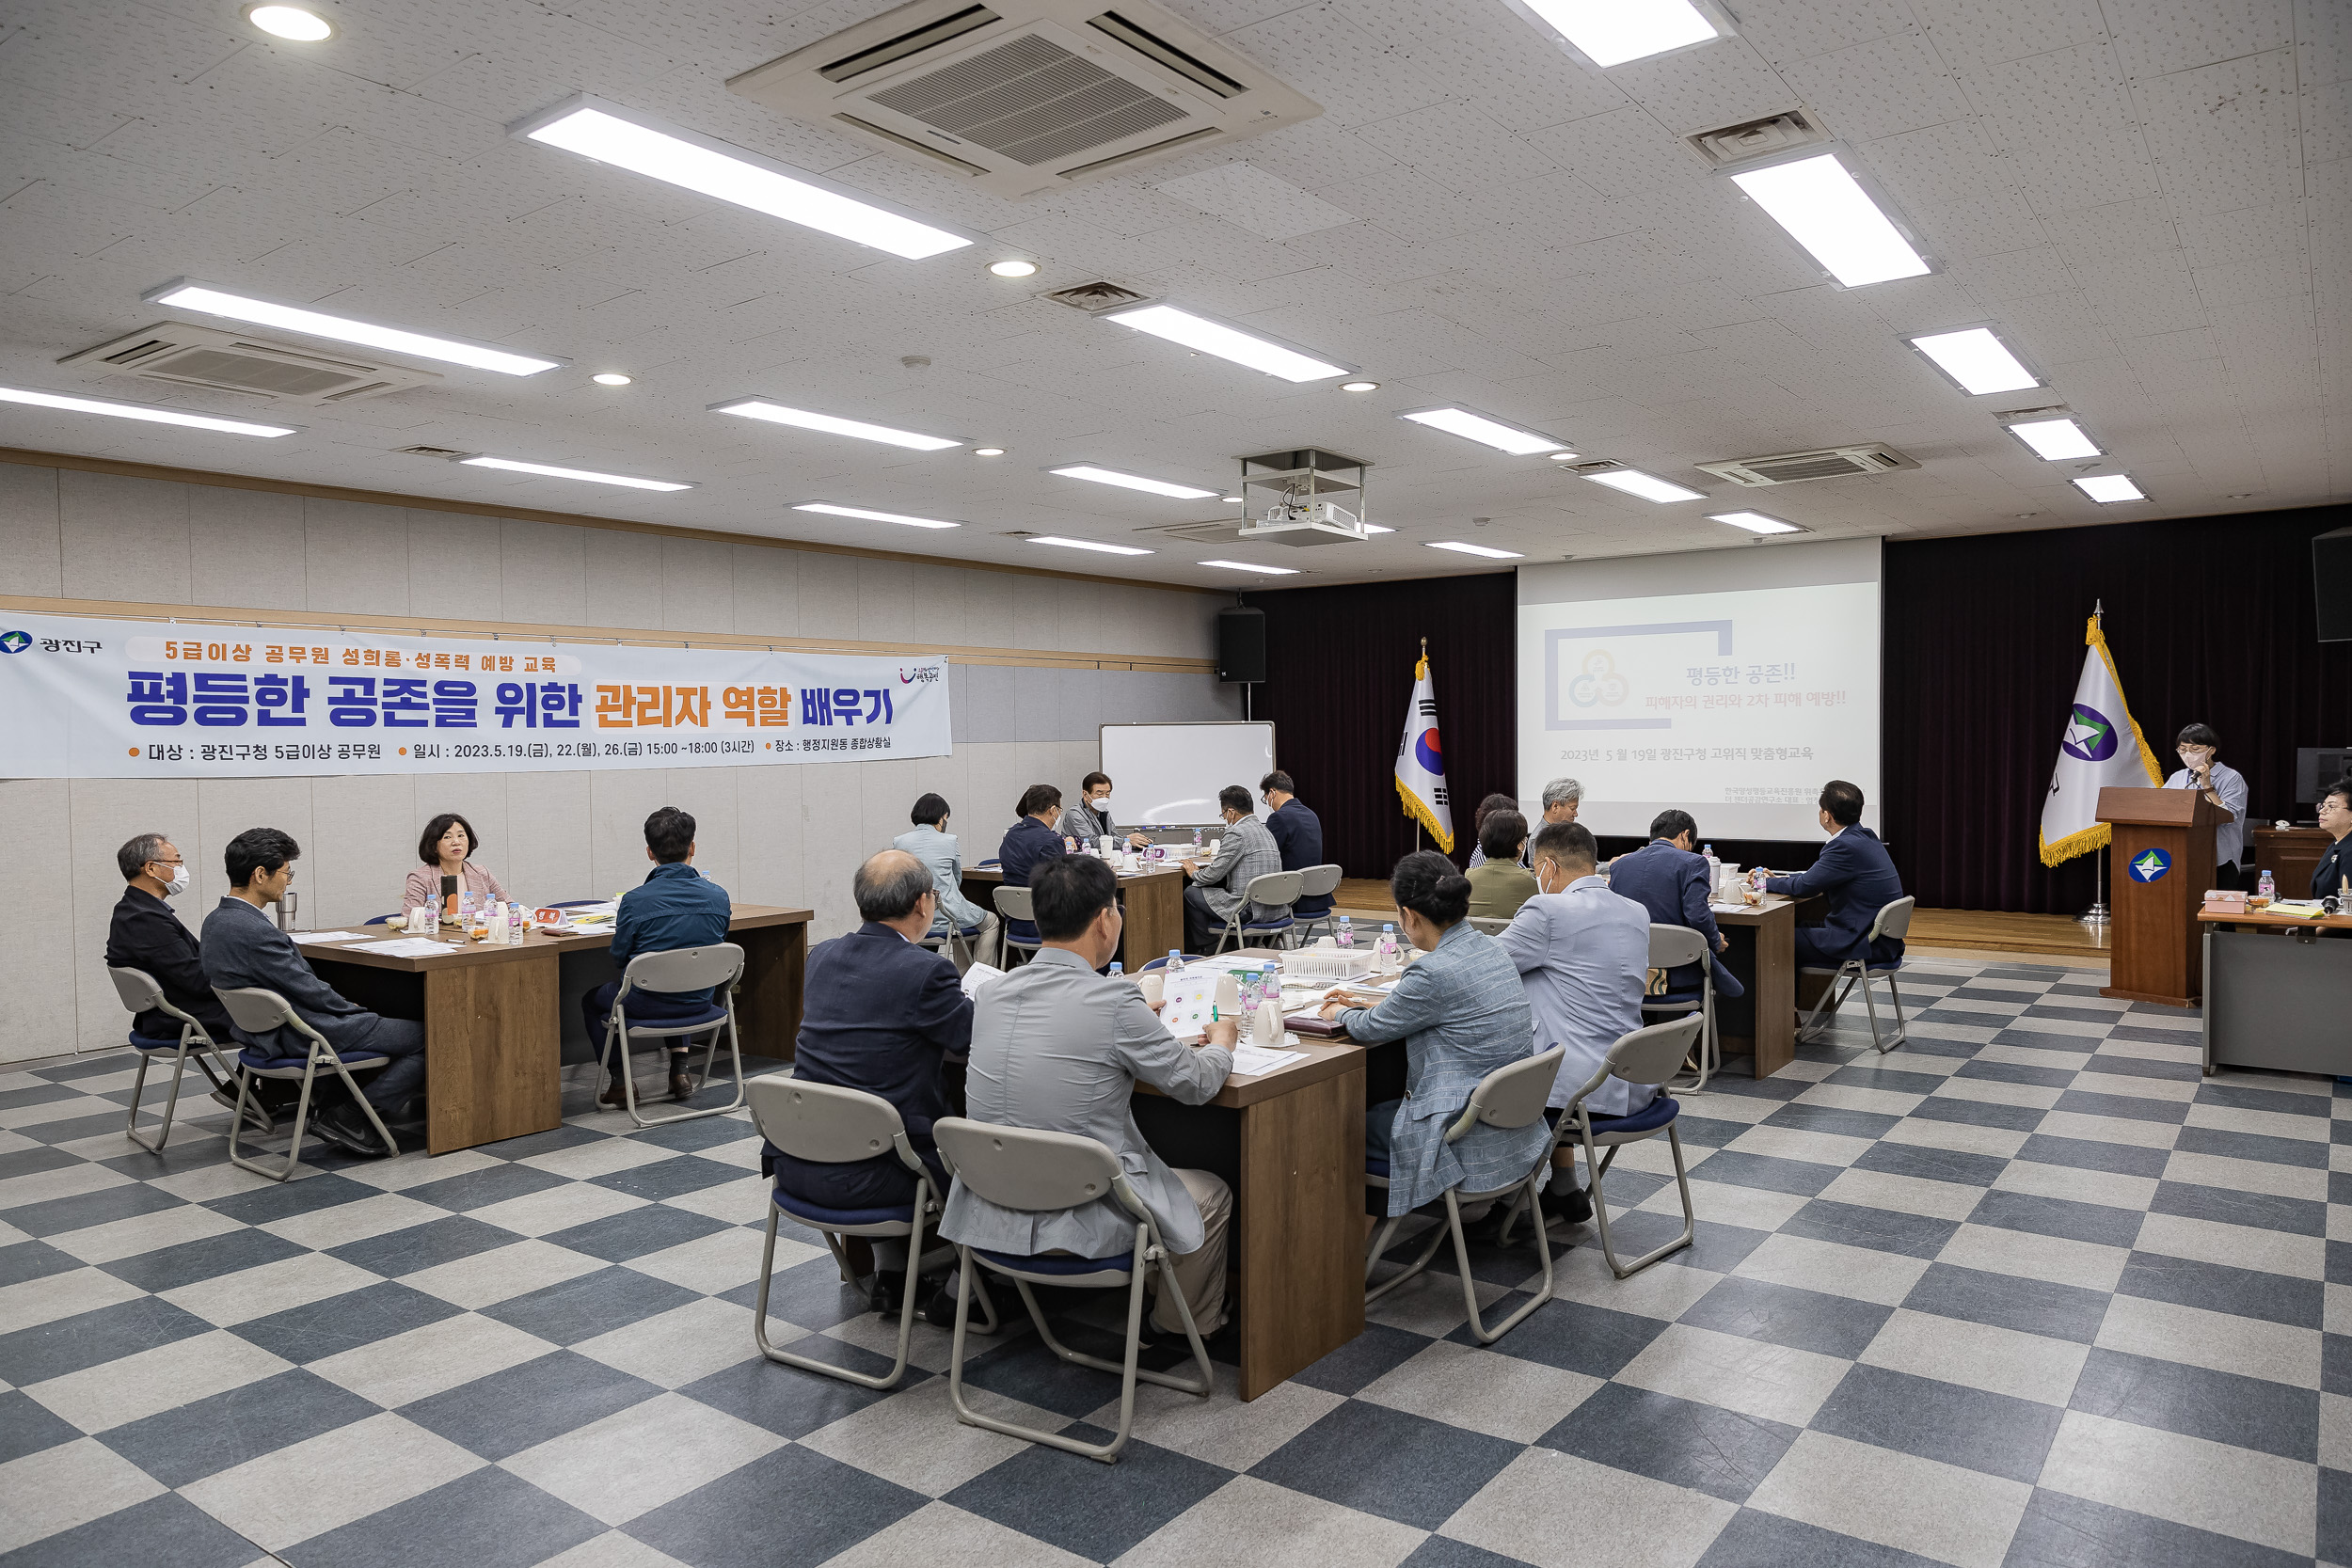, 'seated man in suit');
1766,782,1906,970
1466,809,1538,921
1604,809,1746,1003
104,832,282,1125
1496,822,1651,1223
1056,771,1149,852
943,855,1238,1338
995,784,1066,953
1260,770,1330,920
1182,785,1284,952
2313,777,2351,902
200,828,426,1155
772,848,975,1319
582,806,733,1105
